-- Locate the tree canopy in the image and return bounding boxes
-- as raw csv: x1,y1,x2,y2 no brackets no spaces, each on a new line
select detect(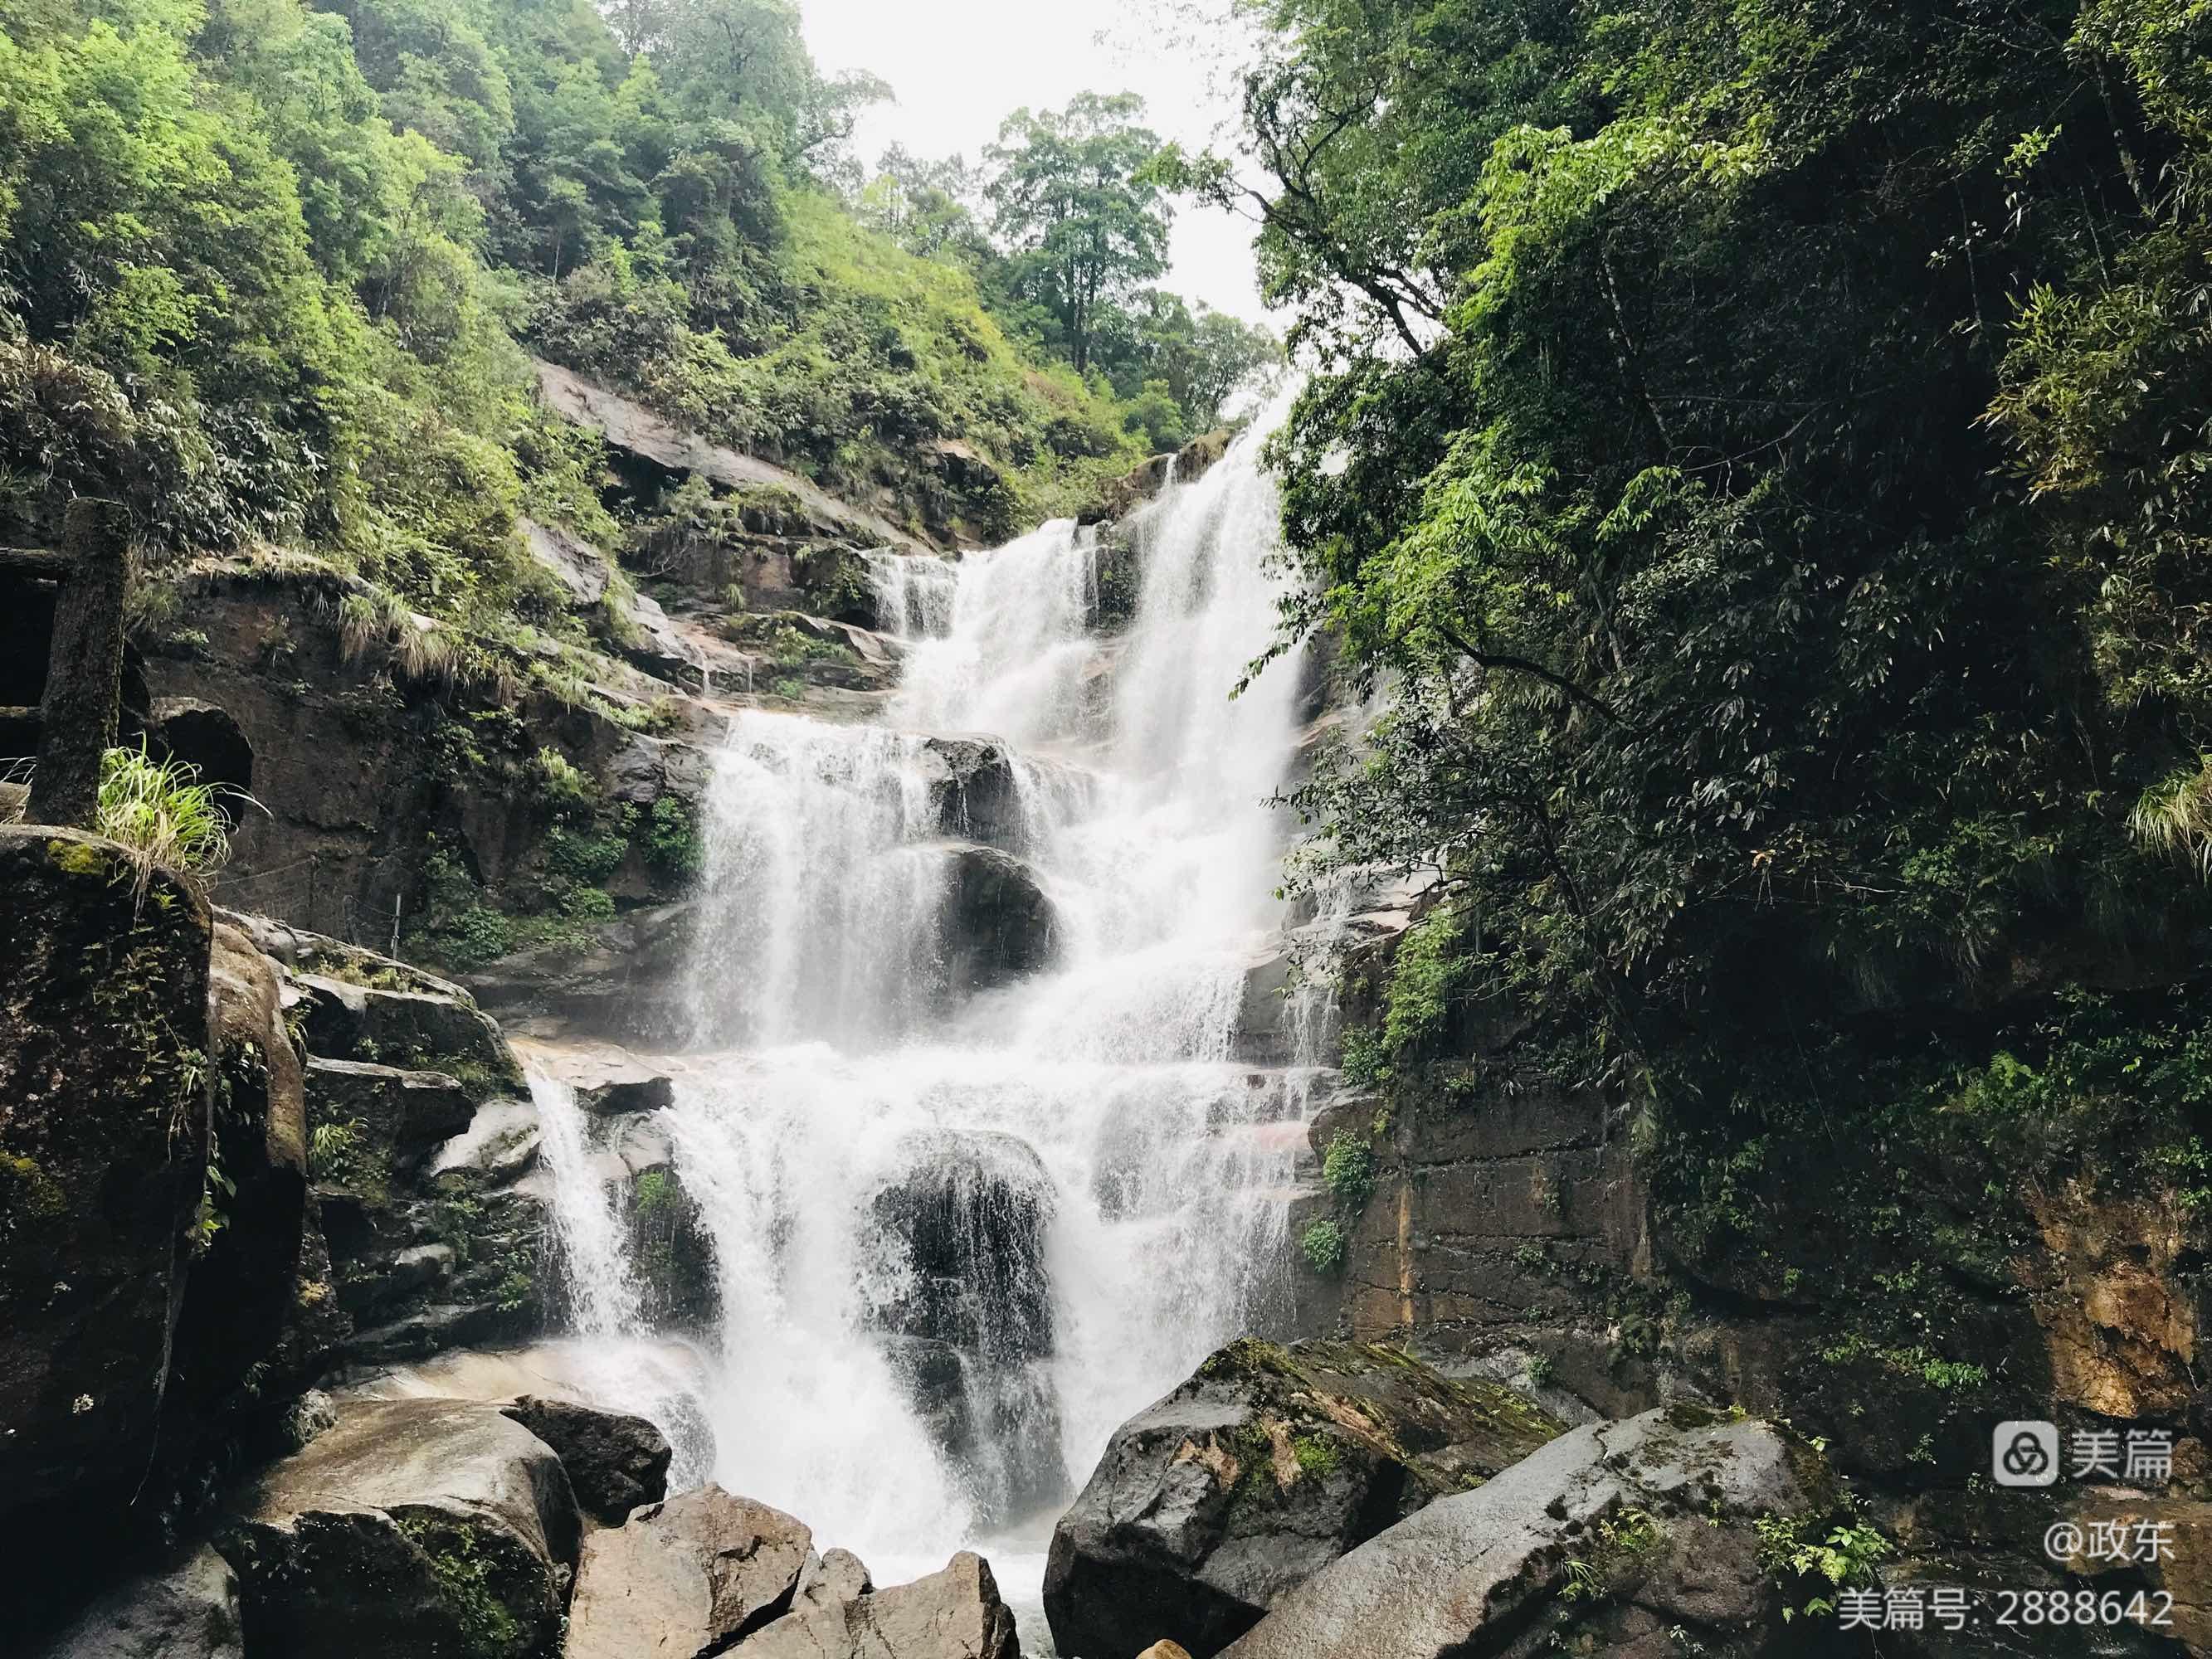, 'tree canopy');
986,92,1175,376
0,0,1275,638
1205,0,2212,1087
